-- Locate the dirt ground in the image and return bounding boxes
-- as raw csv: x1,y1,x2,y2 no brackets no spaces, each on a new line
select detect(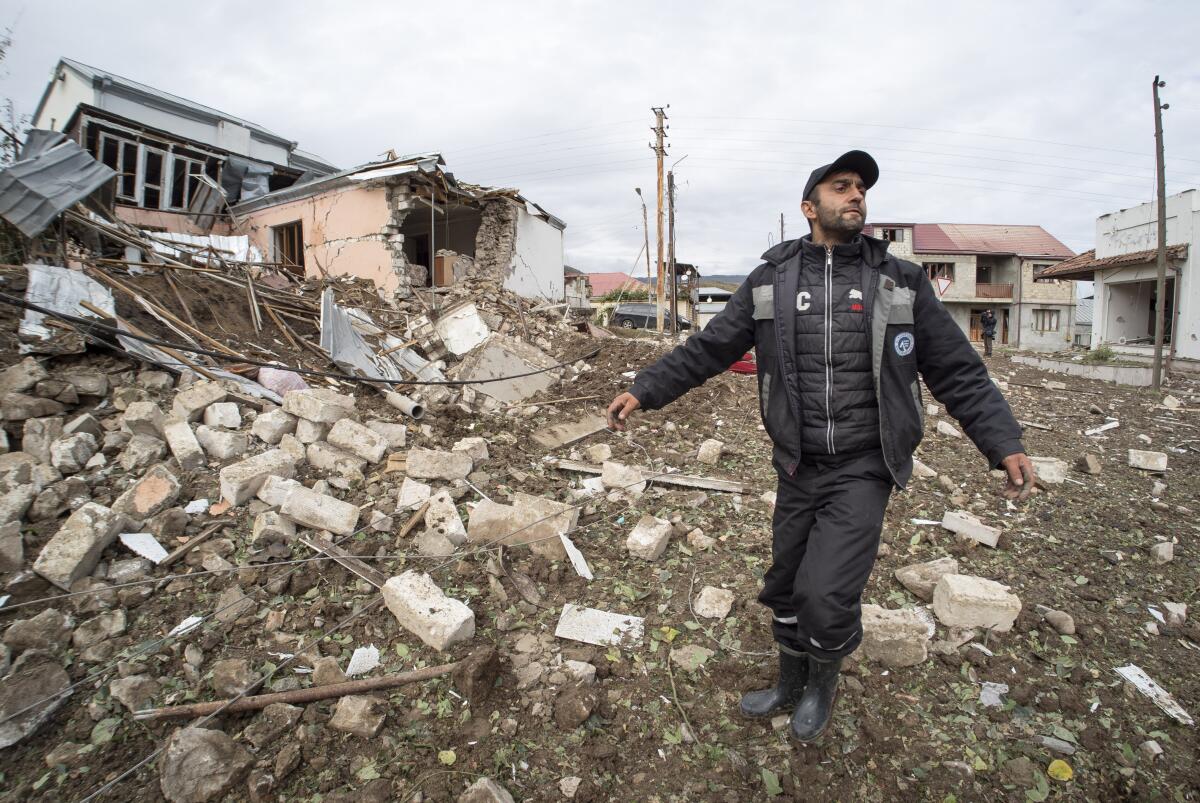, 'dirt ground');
3,327,1199,801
